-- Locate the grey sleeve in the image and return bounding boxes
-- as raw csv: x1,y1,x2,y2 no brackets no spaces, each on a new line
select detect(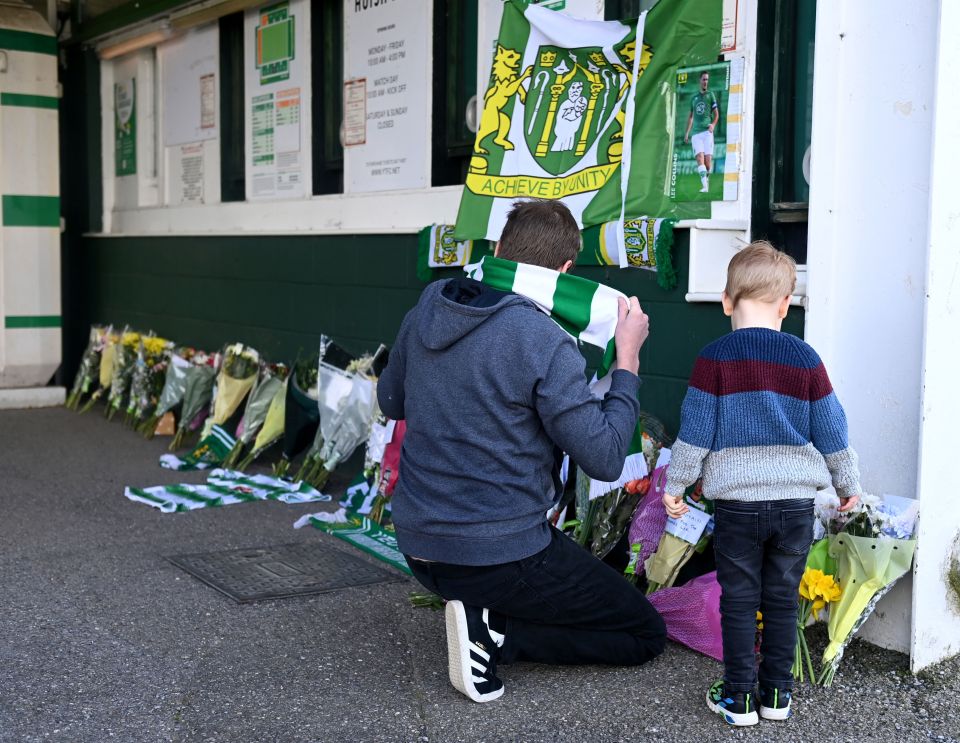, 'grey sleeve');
377,311,413,420
534,340,641,482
